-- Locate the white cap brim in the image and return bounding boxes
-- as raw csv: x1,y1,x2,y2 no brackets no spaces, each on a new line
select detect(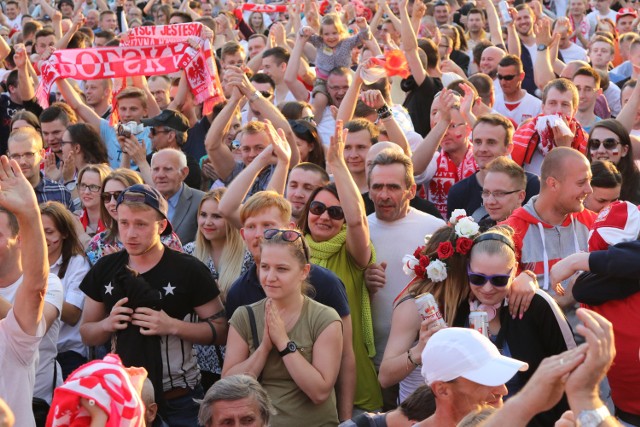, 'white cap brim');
461,355,529,387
